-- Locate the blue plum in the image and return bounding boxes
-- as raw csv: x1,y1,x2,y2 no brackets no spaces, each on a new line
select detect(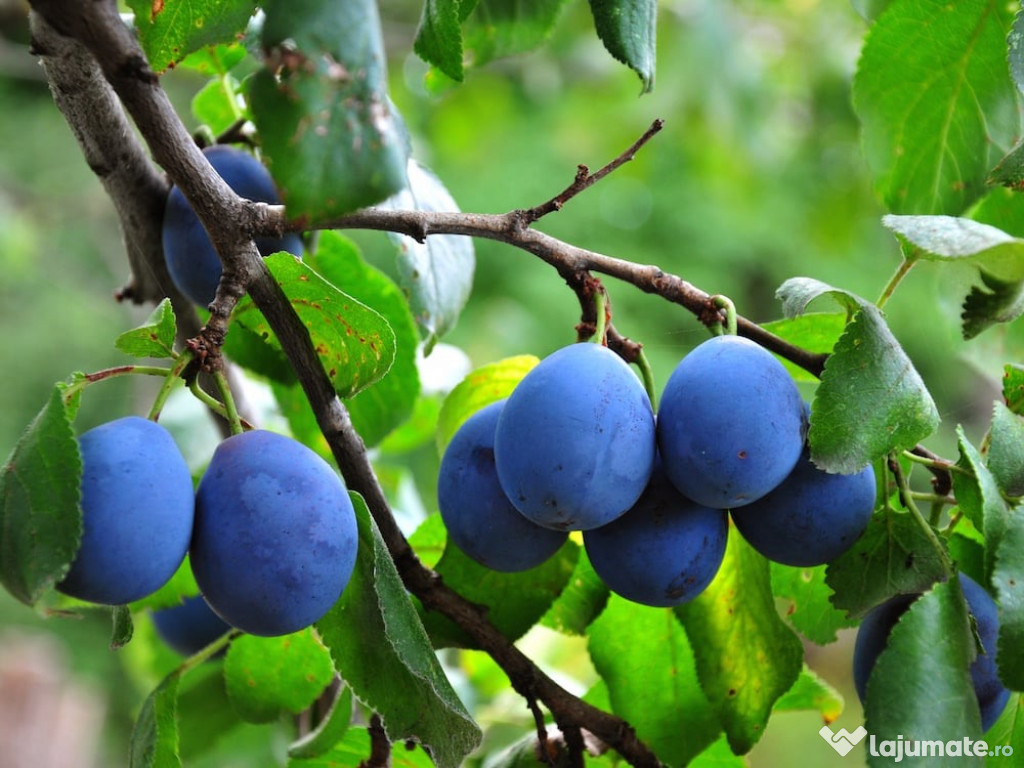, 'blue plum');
584,461,728,607
657,335,805,509
493,343,656,531
191,430,358,637
730,451,876,566
152,594,231,656
162,145,303,307
853,574,1010,732
438,400,568,572
57,417,194,605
